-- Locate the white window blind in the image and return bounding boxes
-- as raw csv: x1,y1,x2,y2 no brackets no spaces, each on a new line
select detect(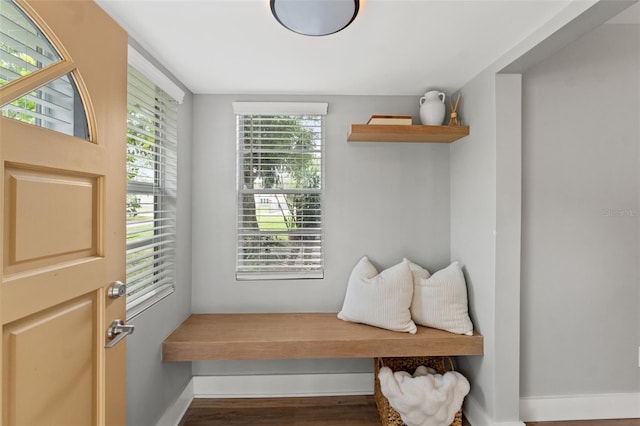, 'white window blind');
0,0,88,139
126,64,177,319
235,102,327,280
0,0,59,85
